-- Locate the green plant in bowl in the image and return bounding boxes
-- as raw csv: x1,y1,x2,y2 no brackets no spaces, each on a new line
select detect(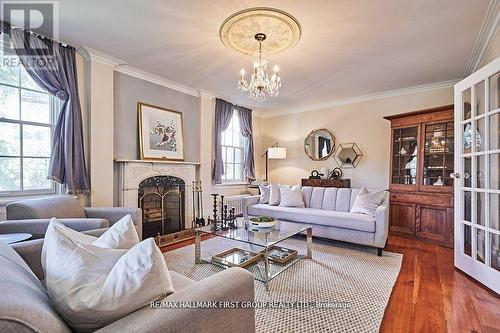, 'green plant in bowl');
250,216,275,223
